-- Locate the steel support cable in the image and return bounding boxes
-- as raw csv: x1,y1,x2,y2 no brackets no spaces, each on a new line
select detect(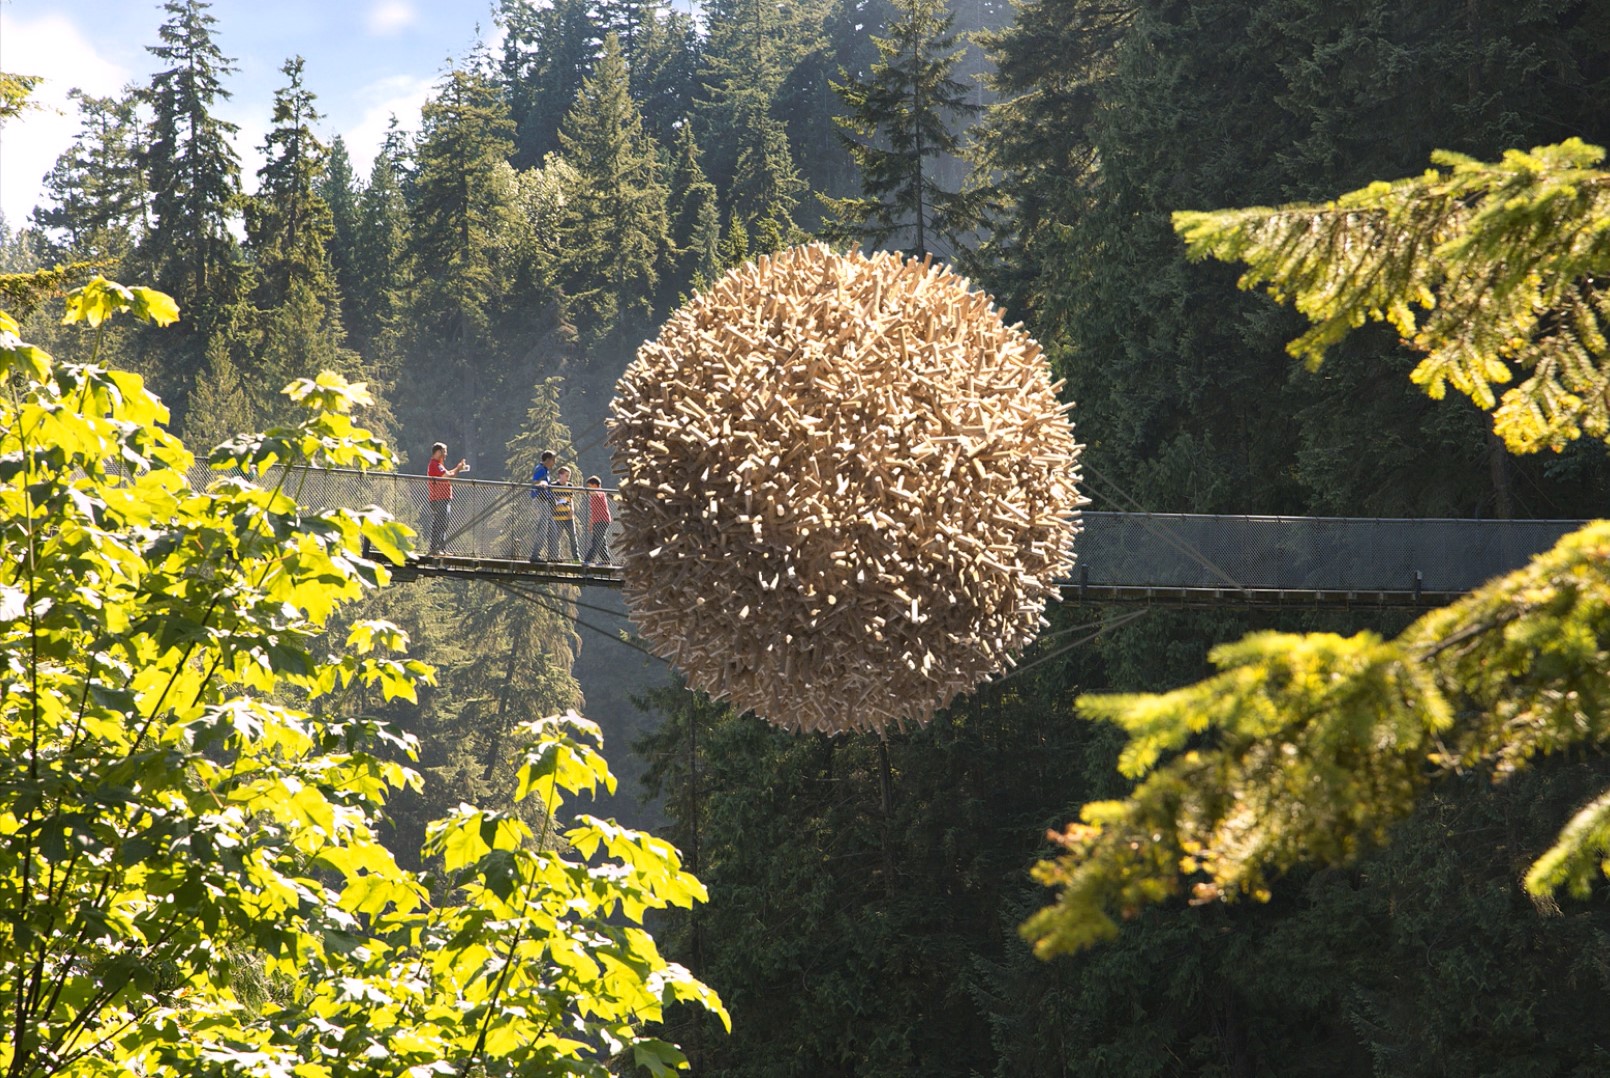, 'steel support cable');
1079,461,1246,591
486,579,661,661
989,608,1152,685
1024,612,1149,644
492,568,1133,707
